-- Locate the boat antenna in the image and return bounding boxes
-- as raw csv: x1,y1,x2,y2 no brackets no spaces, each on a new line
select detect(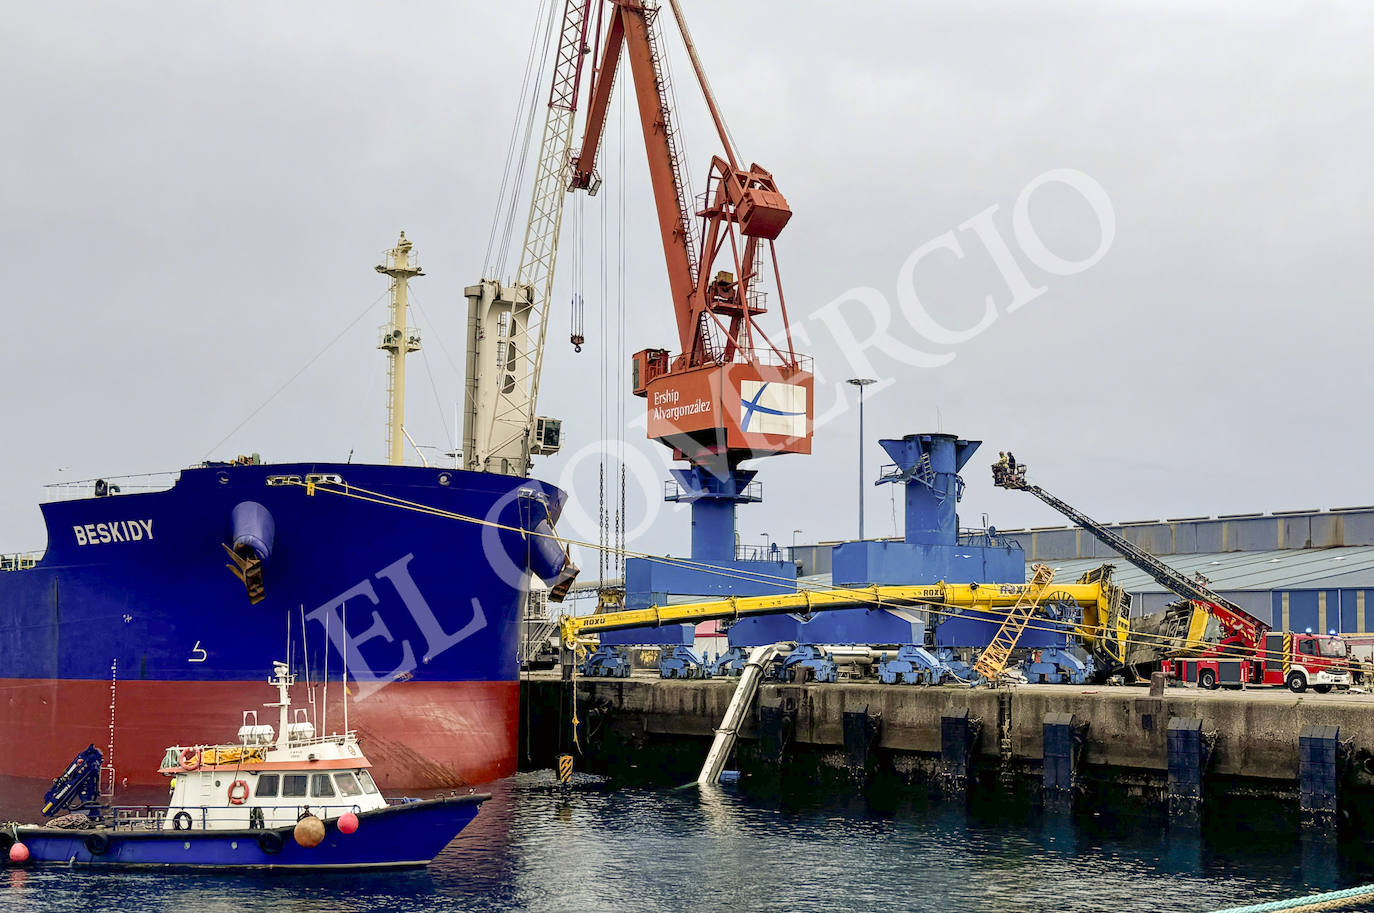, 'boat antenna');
322,609,329,737
343,599,350,734
300,603,316,731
